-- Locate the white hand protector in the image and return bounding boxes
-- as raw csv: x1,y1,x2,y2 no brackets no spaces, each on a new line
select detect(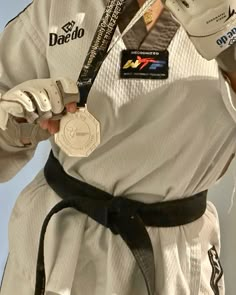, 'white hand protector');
161,0,236,60
0,78,79,130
